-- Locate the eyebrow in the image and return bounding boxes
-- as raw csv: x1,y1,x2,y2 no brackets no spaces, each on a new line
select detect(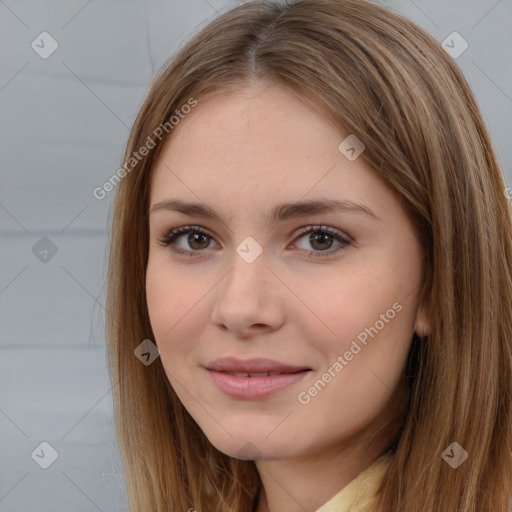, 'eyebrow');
149,198,380,223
